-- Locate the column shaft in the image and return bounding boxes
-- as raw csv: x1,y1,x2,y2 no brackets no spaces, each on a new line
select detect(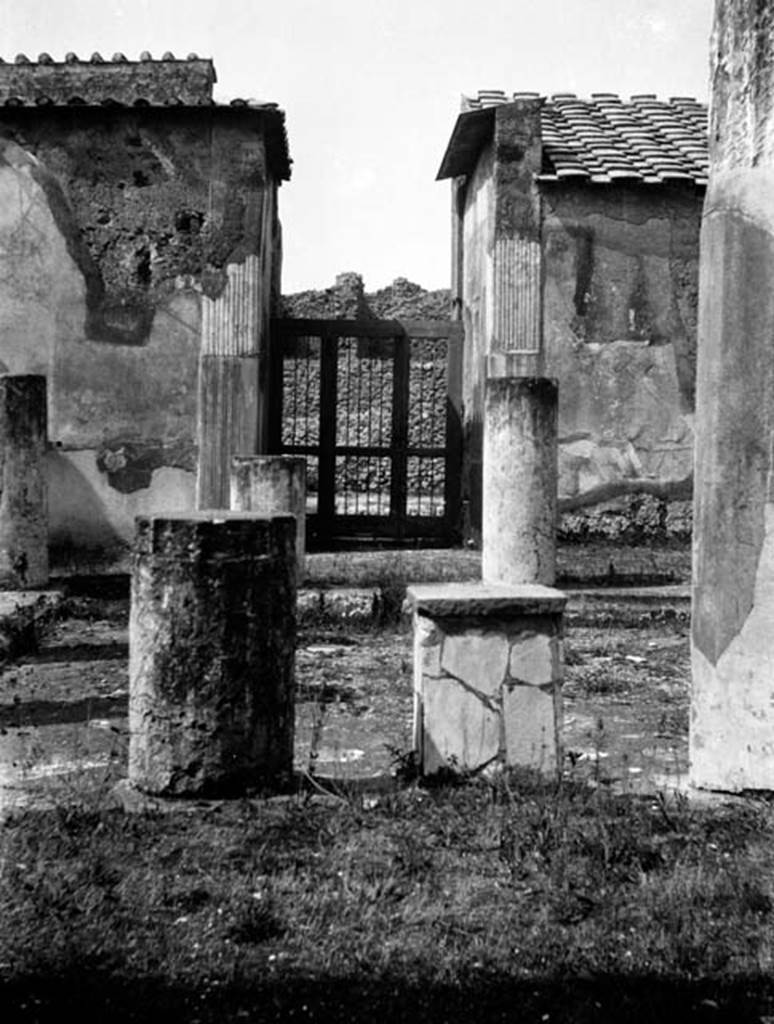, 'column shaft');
691,0,774,789
230,455,306,565
482,377,557,586
0,374,48,588
129,512,296,796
